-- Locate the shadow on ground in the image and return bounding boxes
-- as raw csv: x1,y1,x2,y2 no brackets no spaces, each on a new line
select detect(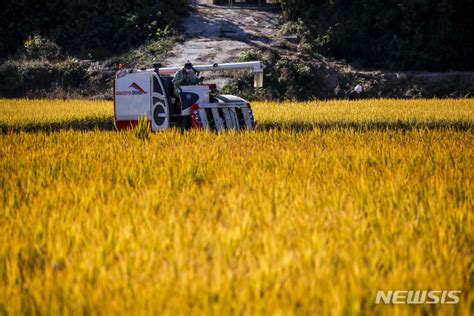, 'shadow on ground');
257,120,473,132
0,117,115,134
2,118,472,134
